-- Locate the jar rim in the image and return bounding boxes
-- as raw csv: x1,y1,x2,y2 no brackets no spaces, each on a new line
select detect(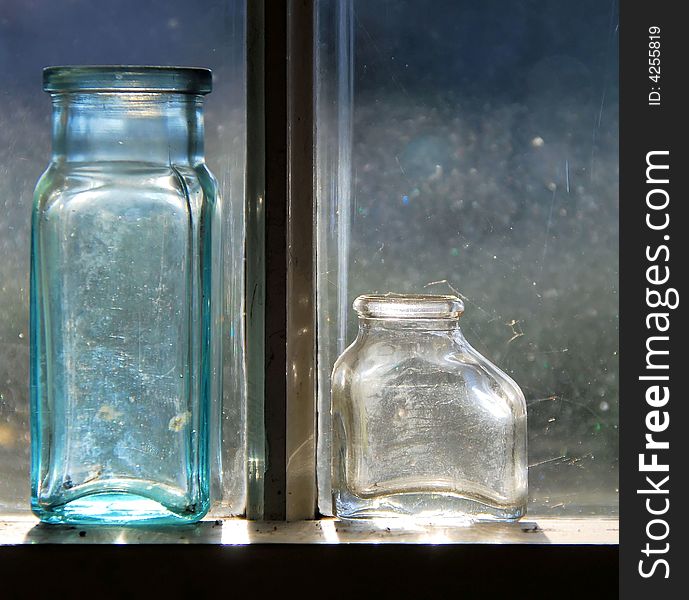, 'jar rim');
43,66,212,94
353,293,464,320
